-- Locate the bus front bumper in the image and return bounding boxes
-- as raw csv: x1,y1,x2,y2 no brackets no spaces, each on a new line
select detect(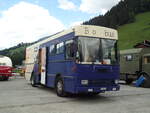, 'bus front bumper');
75,85,120,94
